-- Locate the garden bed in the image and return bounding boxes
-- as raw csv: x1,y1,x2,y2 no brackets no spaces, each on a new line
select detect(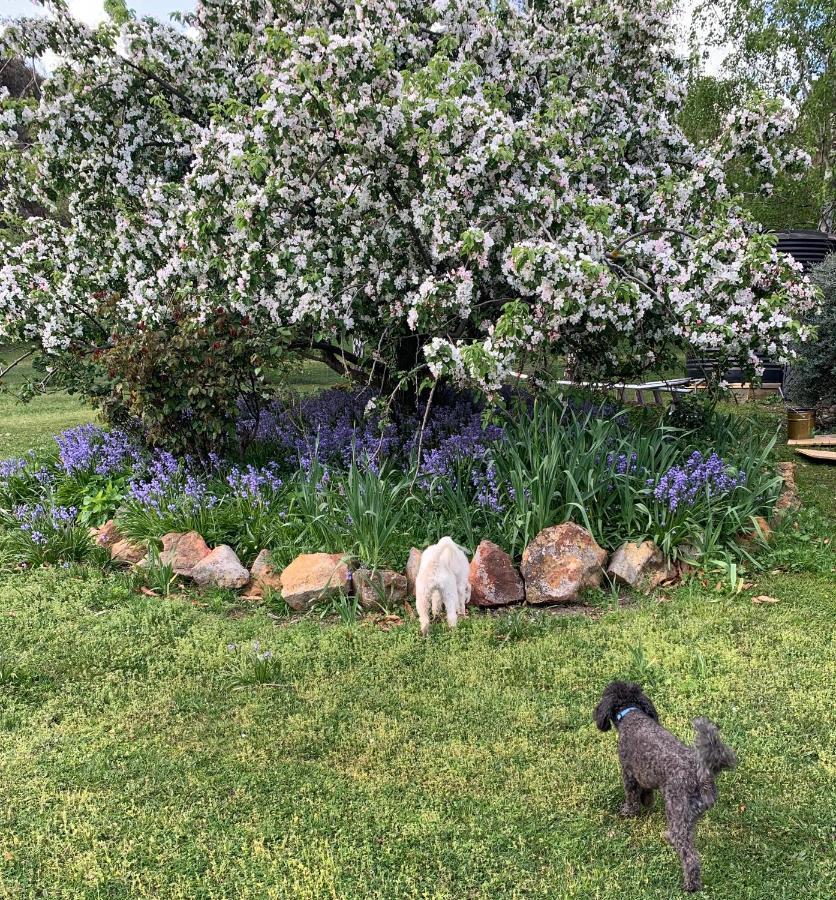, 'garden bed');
0,389,790,609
